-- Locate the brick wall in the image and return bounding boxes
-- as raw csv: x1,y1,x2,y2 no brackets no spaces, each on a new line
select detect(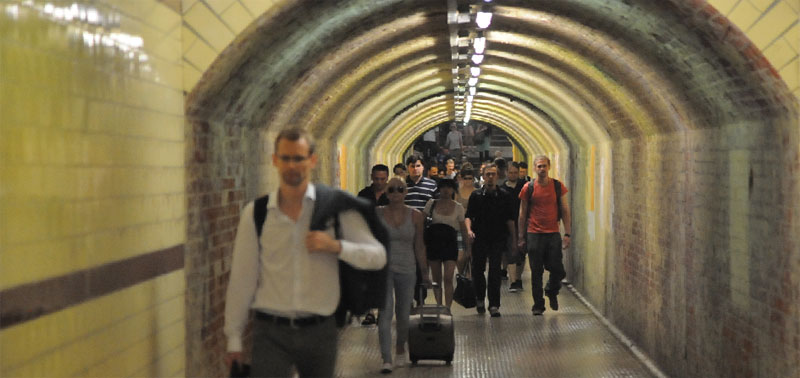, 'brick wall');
184,118,263,377
179,1,799,378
